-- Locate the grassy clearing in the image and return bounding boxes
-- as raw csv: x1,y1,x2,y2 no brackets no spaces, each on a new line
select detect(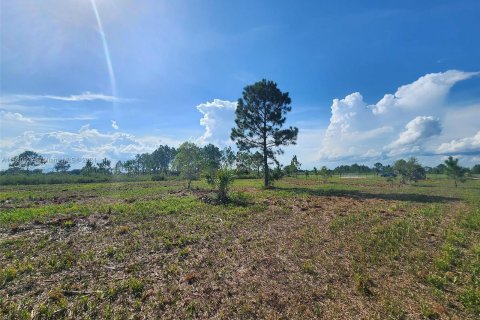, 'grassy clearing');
0,176,479,318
